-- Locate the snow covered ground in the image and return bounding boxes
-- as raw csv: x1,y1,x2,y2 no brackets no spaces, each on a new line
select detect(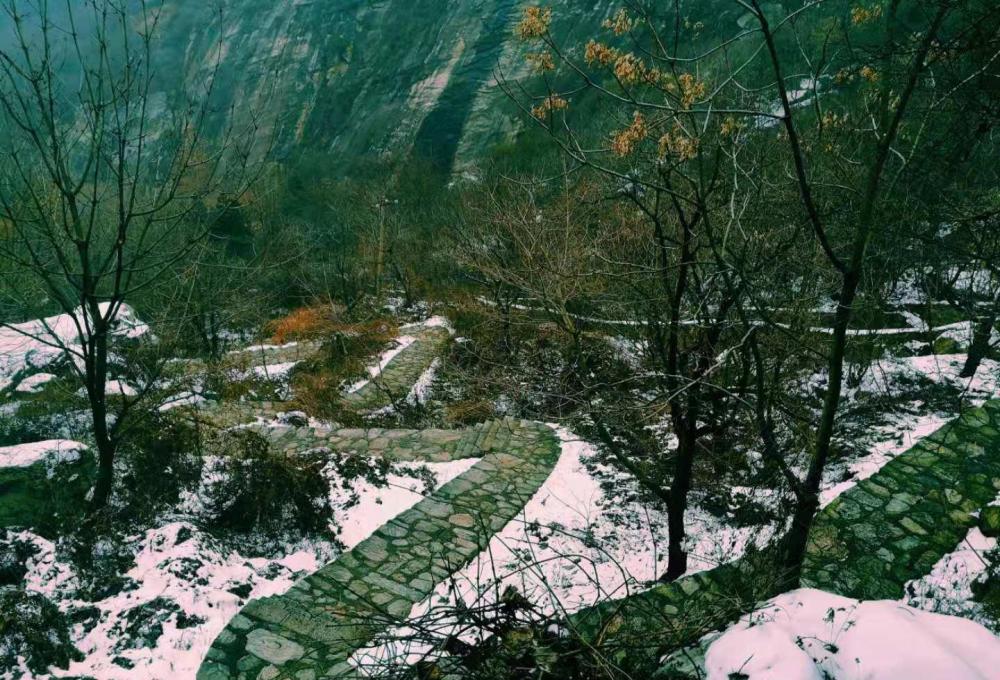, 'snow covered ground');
0,440,87,469
904,493,1000,631
819,354,1000,505
703,588,1000,680
6,456,477,680
349,426,779,672
350,347,1000,673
